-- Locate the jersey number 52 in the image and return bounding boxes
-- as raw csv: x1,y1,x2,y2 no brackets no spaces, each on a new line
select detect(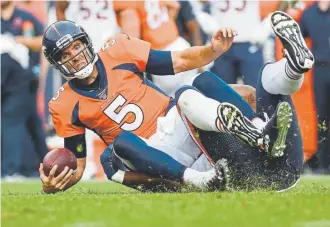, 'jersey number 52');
104,94,144,131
